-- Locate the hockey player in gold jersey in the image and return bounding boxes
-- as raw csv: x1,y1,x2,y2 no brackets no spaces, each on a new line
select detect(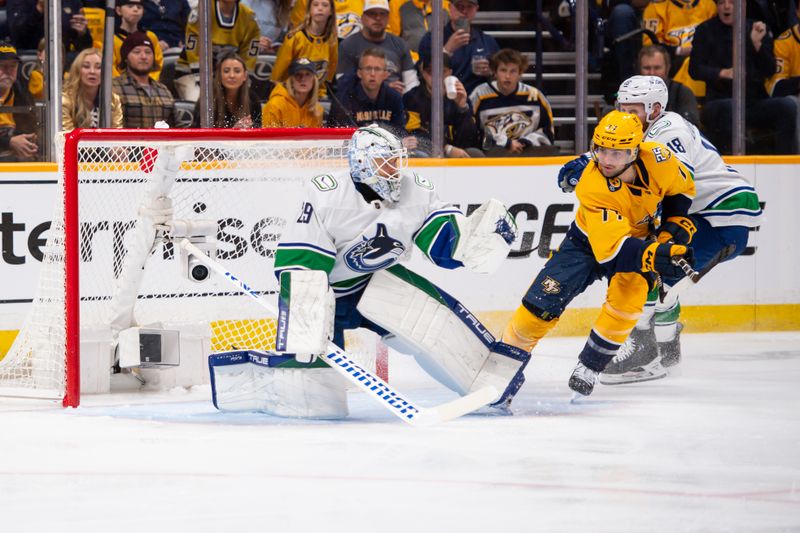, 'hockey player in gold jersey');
502,111,696,397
